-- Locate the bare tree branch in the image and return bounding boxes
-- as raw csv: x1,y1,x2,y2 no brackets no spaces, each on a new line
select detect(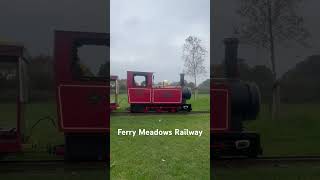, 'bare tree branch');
236,0,310,120
182,36,207,99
